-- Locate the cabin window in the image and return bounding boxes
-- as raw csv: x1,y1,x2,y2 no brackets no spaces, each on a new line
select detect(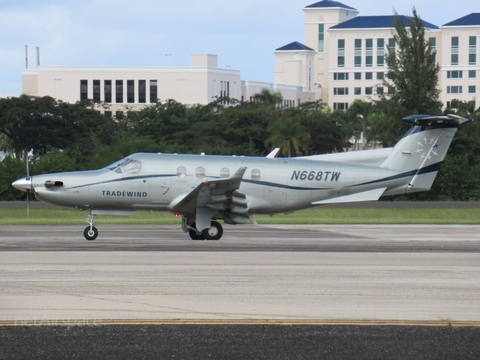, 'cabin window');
220,168,230,178
196,167,205,179
251,169,261,181
177,166,186,178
